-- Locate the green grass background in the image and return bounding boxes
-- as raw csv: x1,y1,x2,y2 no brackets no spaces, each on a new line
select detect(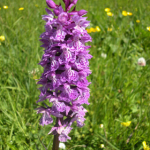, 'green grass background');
0,0,150,149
